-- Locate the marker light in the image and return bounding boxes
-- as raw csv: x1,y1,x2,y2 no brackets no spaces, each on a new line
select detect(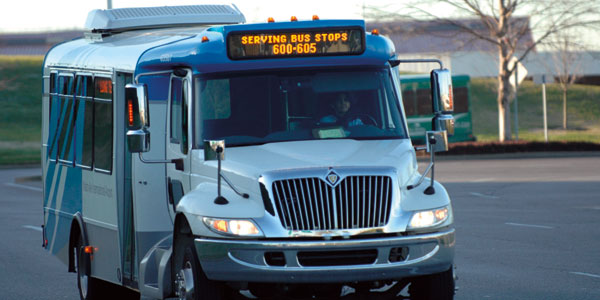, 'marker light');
127,99,134,127
408,207,449,229
371,29,380,36
268,17,275,23
84,246,94,254
312,15,320,21
201,36,209,43
203,217,263,237
290,16,298,22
